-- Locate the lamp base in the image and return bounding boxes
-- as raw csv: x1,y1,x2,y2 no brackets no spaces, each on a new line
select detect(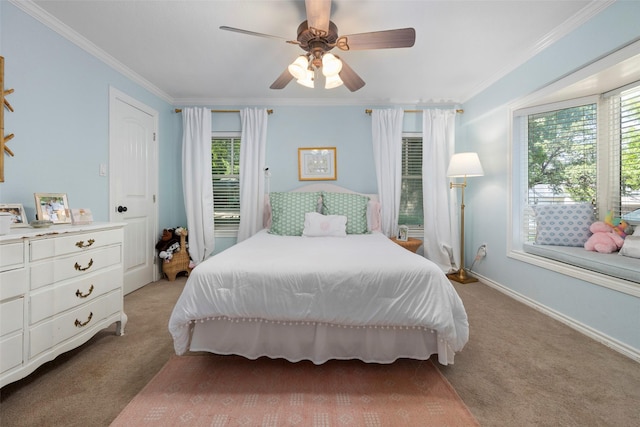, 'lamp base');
447,269,478,284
